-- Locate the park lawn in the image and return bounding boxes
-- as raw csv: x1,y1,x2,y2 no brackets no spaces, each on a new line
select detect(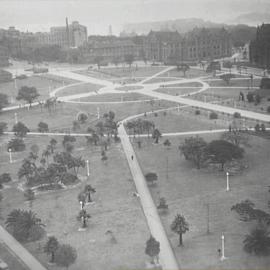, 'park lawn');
97,66,166,78
0,135,150,270
0,99,177,132
159,68,209,79
55,83,103,97
133,133,270,269
0,243,29,270
0,75,67,106
143,77,181,84
155,87,201,96
128,108,226,136
76,92,156,102
205,78,261,87
163,82,203,88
